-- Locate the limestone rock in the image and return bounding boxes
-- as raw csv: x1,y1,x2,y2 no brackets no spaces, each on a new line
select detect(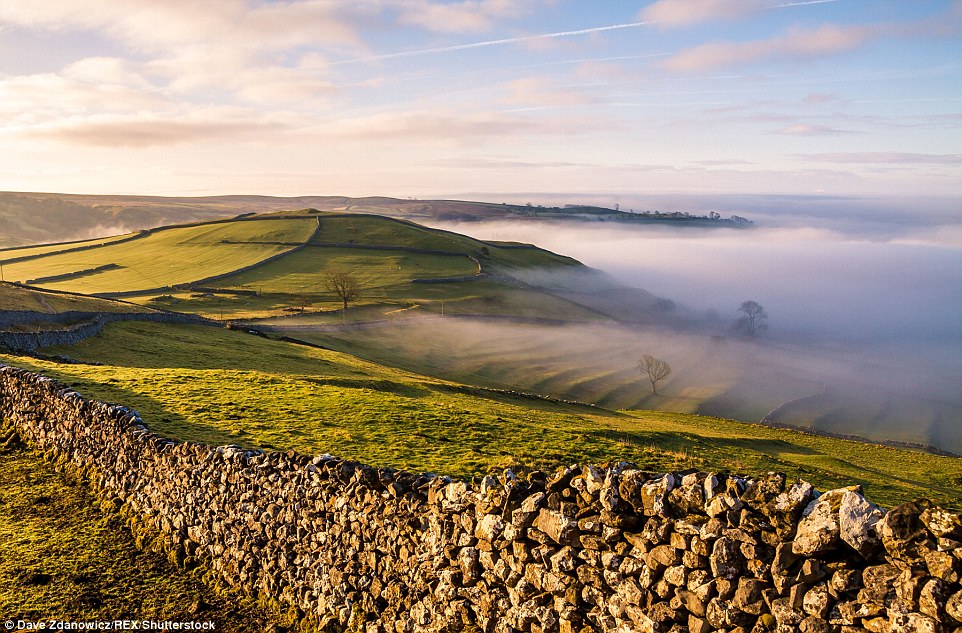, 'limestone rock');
793,488,855,556
921,506,962,540
710,537,744,579
838,490,884,558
